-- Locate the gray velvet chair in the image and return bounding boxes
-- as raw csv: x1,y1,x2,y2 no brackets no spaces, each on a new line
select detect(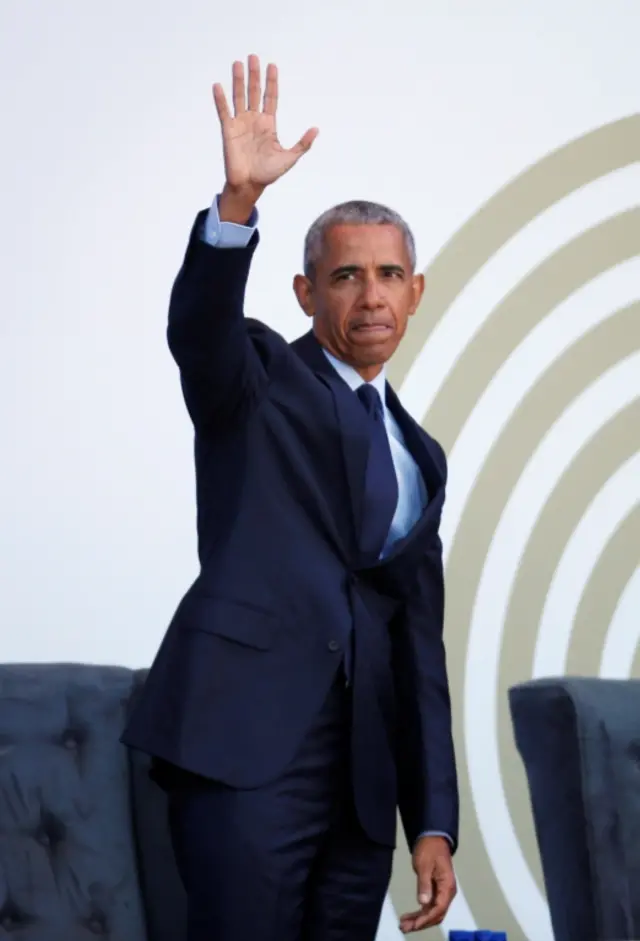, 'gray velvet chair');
509,677,640,941
0,664,186,940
